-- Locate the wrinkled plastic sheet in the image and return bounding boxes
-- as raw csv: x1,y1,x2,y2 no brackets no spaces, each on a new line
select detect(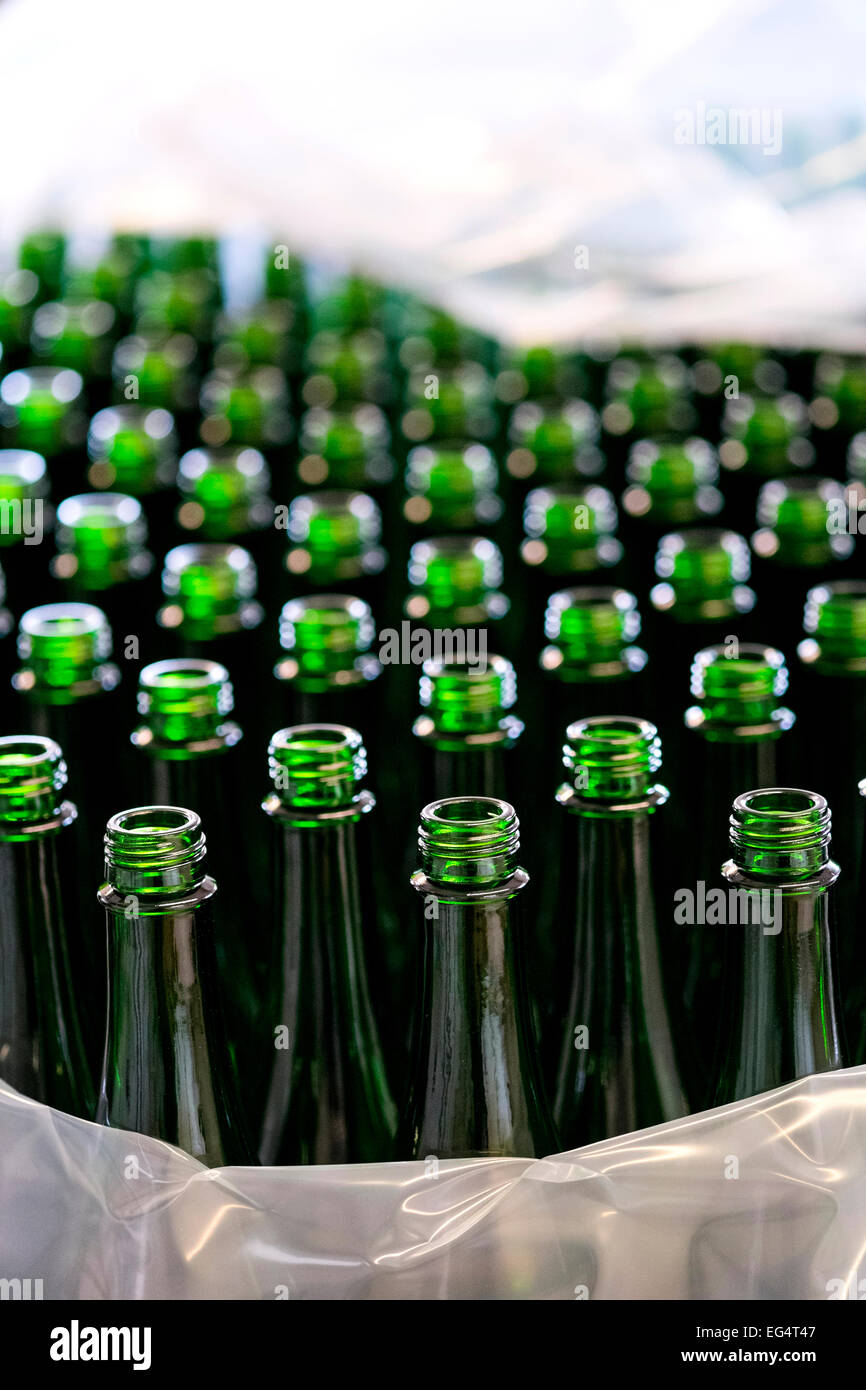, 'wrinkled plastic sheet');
1,1069,865,1300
